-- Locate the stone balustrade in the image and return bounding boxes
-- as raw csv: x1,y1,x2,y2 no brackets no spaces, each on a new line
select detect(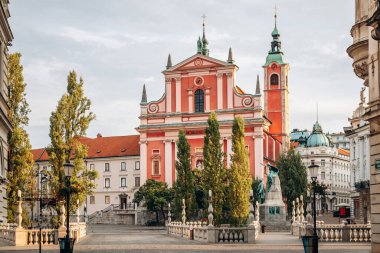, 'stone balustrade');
27,229,56,245
0,222,87,246
292,221,372,243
